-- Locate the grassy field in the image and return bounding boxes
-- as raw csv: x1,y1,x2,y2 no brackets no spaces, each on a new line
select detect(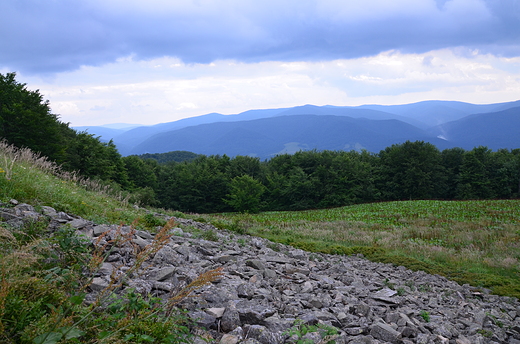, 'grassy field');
204,200,520,298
